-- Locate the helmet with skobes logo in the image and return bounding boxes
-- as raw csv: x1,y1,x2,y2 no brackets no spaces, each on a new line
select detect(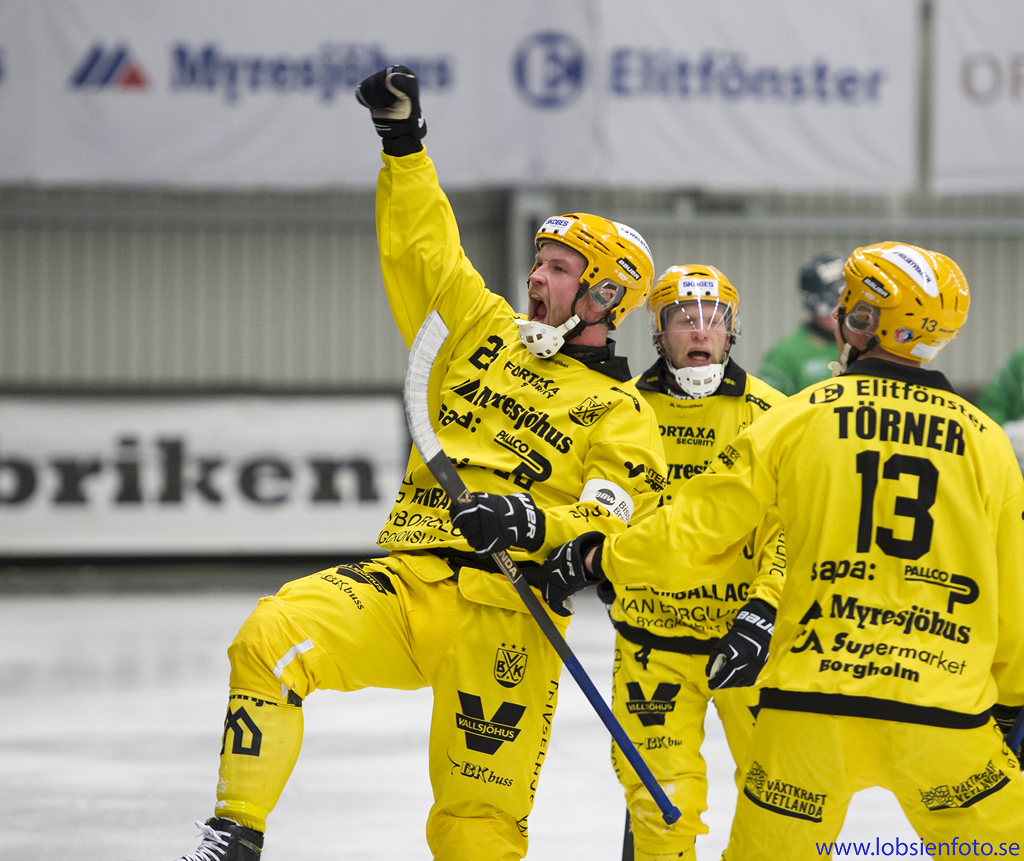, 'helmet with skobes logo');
534,213,654,330
647,264,741,342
